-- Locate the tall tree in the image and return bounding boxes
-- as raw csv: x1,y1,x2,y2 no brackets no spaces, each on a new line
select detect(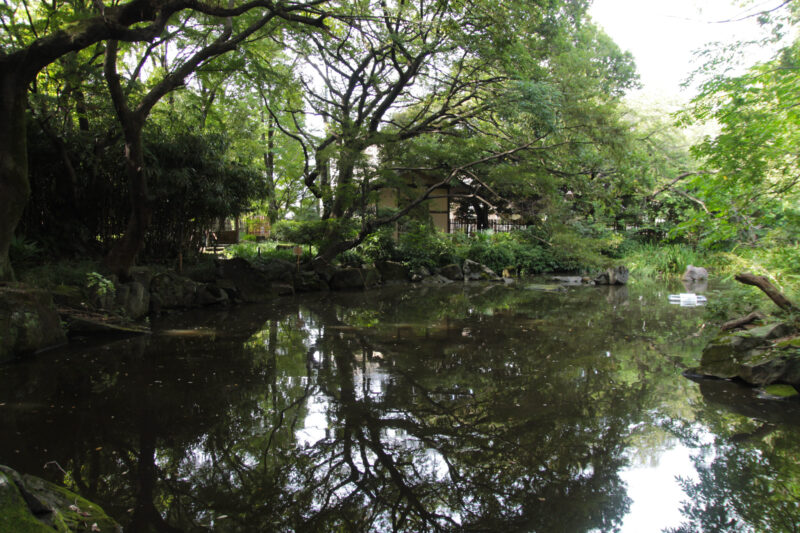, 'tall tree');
677,1,800,247
102,5,326,277
266,0,599,261
0,0,327,280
